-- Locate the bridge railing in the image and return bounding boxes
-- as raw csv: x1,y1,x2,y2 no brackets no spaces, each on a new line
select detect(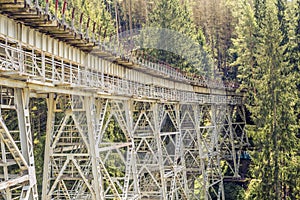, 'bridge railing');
102,43,237,90
0,40,242,105
133,56,189,81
